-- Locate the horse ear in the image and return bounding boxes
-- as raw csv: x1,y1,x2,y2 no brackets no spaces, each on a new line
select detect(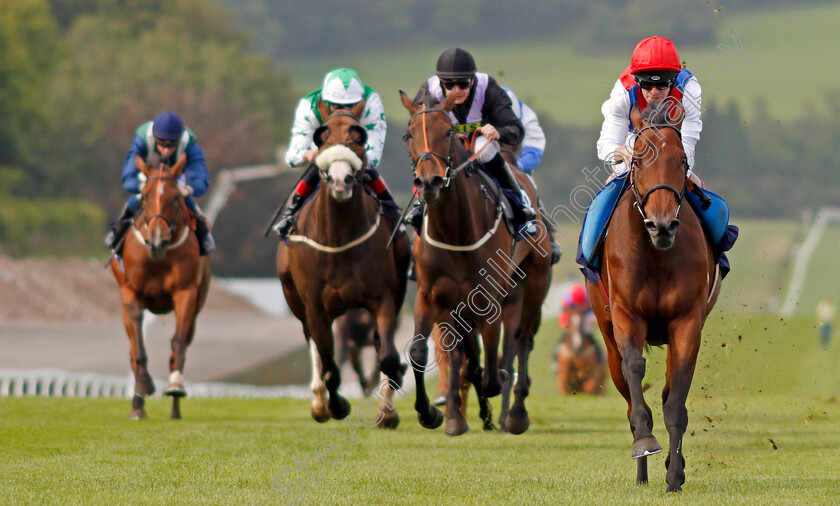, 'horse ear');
399,90,418,115
630,105,644,132
663,97,686,129
348,124,368,146
317,99,330,122
313,125,330,148
170,153,187,178
441,92,458,113
135,155,151,177
350,99,365,119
